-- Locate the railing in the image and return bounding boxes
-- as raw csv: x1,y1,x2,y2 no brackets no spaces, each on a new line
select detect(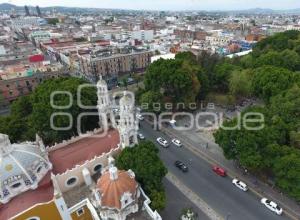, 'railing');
139,187,162,220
